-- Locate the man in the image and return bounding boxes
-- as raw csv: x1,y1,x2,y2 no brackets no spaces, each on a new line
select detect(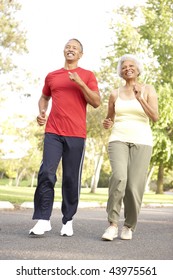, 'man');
29,38,100,237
